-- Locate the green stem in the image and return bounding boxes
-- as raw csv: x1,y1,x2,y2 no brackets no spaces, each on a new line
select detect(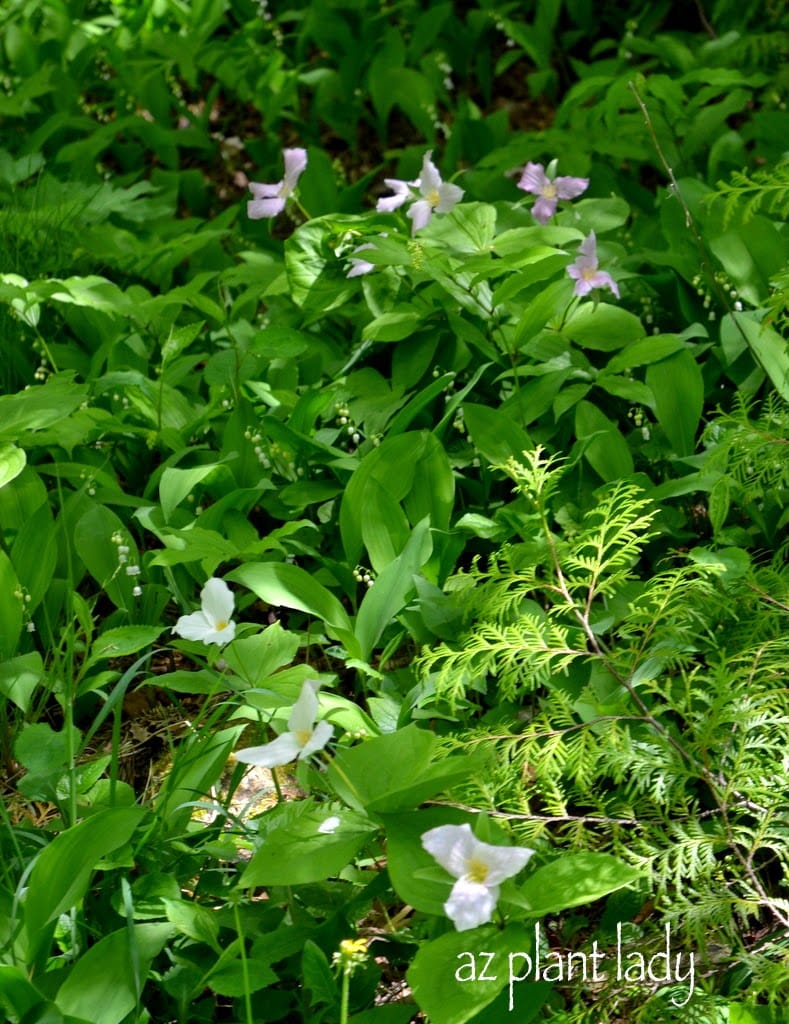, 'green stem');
233,901,254,1024
340,967,350,1024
